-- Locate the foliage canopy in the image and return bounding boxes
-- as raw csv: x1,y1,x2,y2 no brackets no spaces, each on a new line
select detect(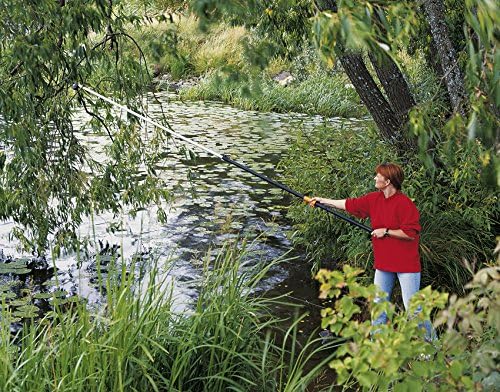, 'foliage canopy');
0,0,176,253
